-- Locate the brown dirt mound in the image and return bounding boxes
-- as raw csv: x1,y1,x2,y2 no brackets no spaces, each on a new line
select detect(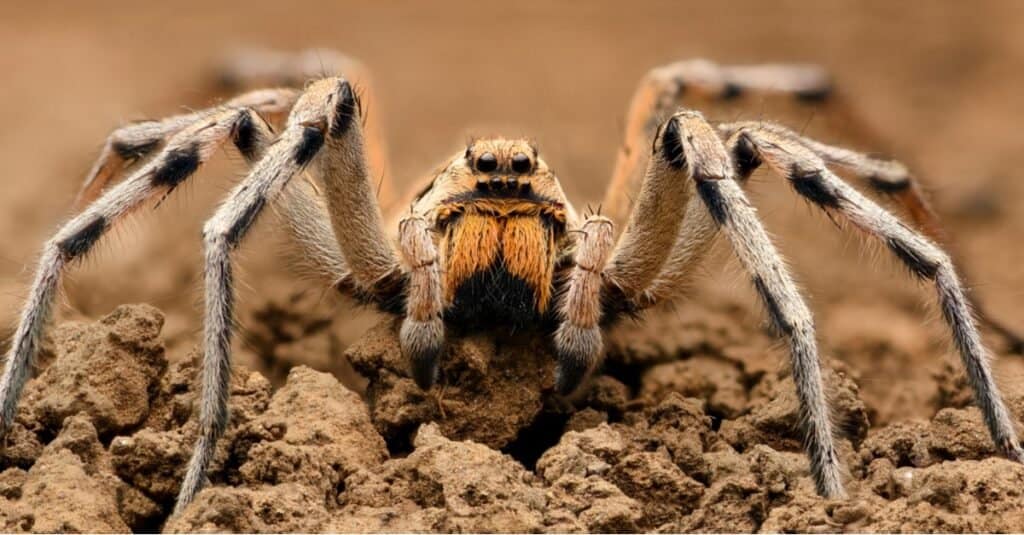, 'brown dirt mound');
3,303,1024,532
